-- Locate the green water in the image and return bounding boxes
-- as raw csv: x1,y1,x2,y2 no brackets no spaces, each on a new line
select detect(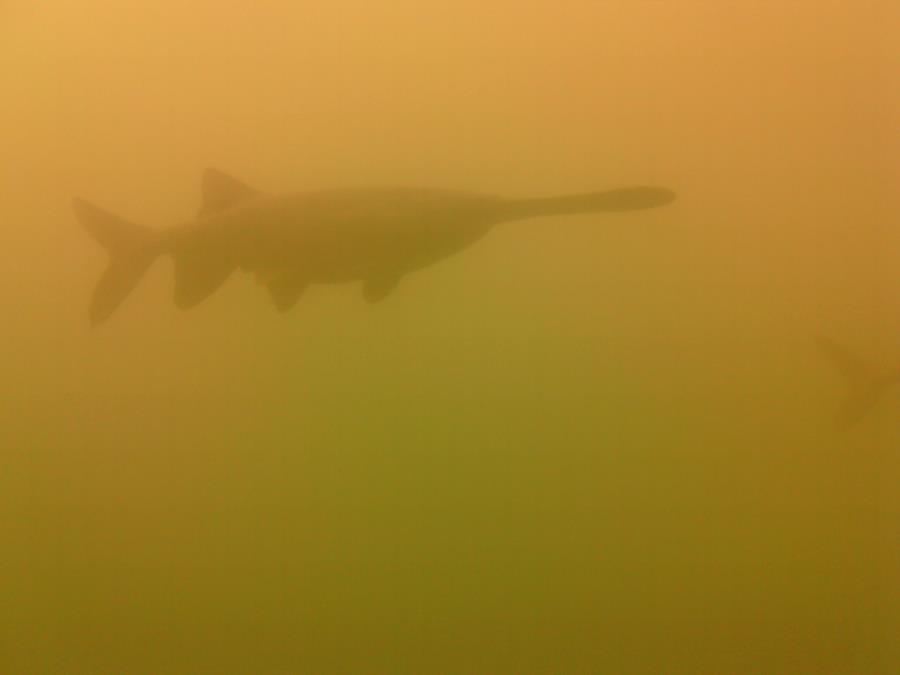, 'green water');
2,2,897,673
